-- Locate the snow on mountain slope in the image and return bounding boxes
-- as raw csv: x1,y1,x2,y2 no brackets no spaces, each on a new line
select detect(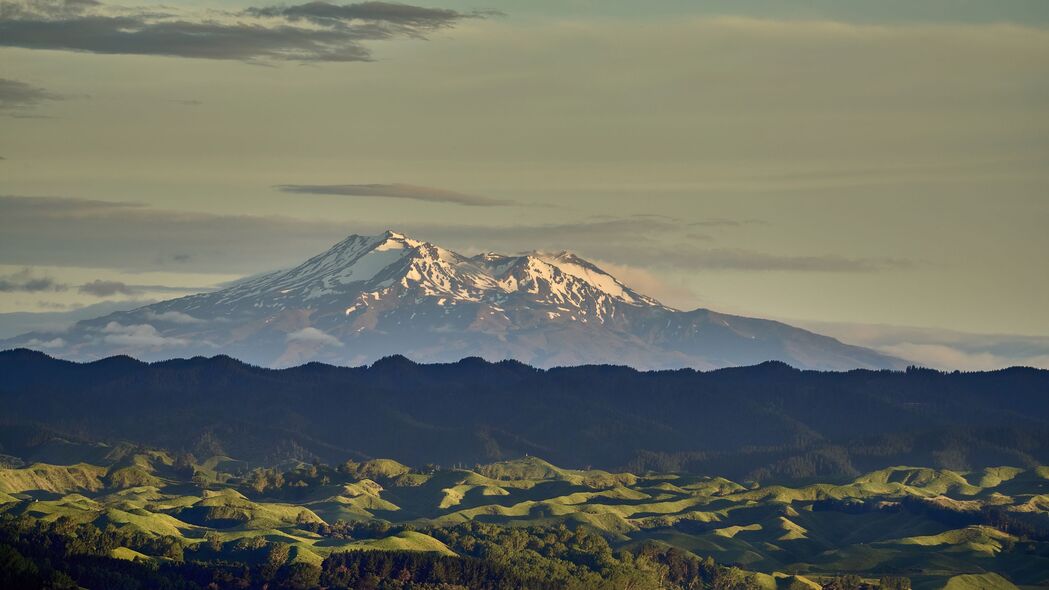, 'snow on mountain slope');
532,251,657,306
3,231,907,371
